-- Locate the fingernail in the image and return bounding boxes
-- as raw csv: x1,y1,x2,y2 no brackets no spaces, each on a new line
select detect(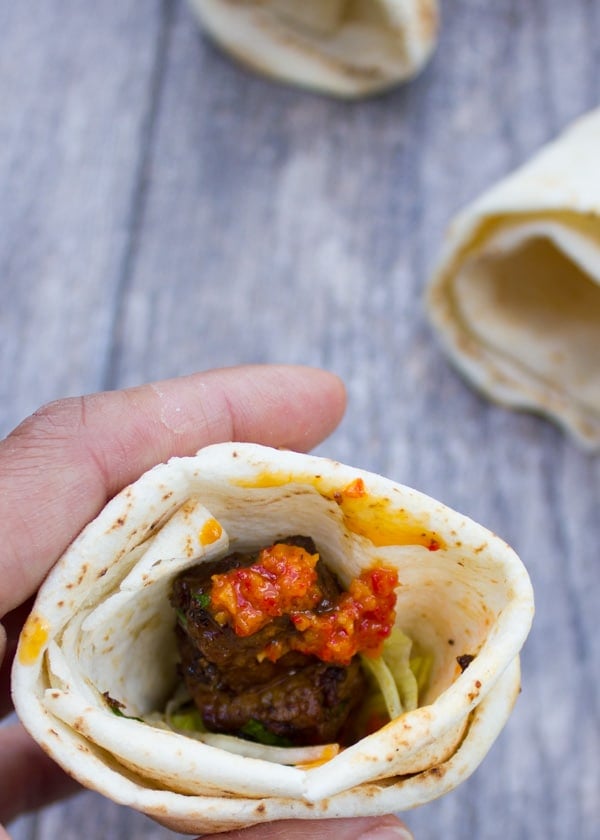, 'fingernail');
358,822,414,840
